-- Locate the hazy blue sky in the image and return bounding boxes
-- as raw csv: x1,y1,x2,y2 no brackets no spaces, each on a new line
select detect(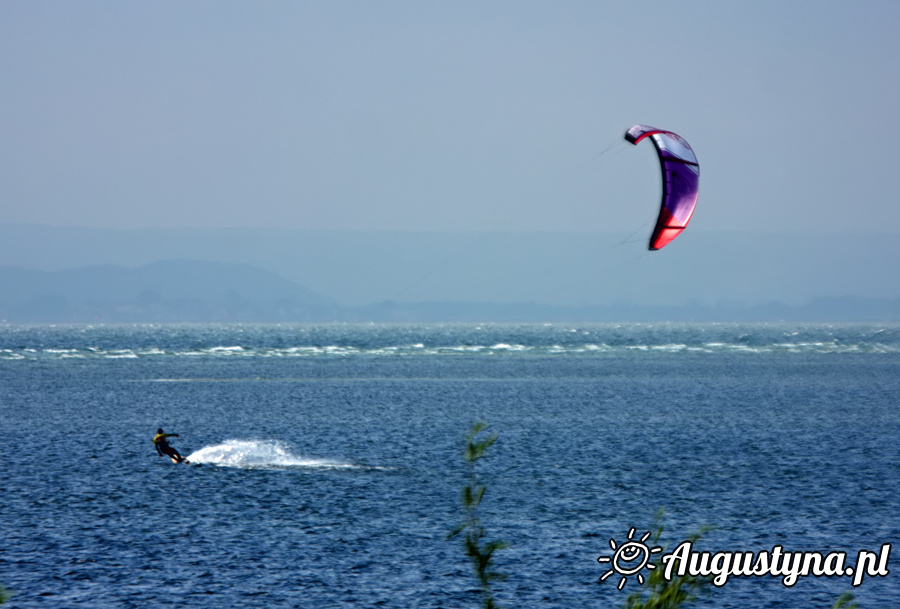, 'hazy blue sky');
3,1,898,235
